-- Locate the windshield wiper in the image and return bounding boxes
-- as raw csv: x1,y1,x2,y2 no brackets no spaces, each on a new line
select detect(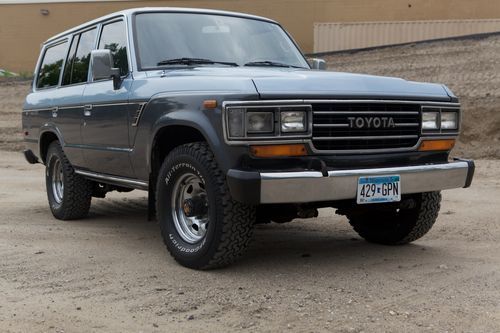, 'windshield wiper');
244,61,304,68
157,57,238,67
